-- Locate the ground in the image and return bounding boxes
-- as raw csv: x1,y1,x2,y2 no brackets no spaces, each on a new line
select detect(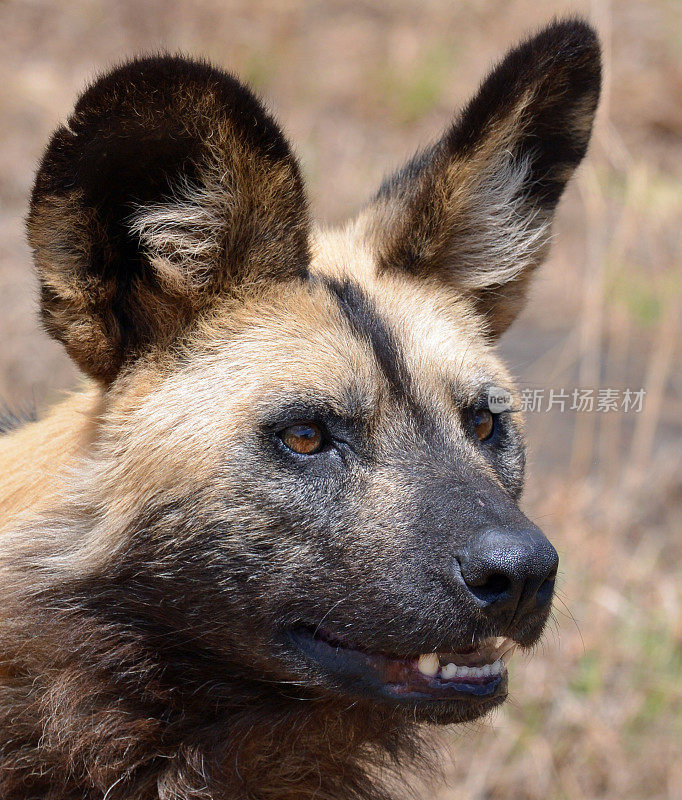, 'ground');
0,1,680,798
